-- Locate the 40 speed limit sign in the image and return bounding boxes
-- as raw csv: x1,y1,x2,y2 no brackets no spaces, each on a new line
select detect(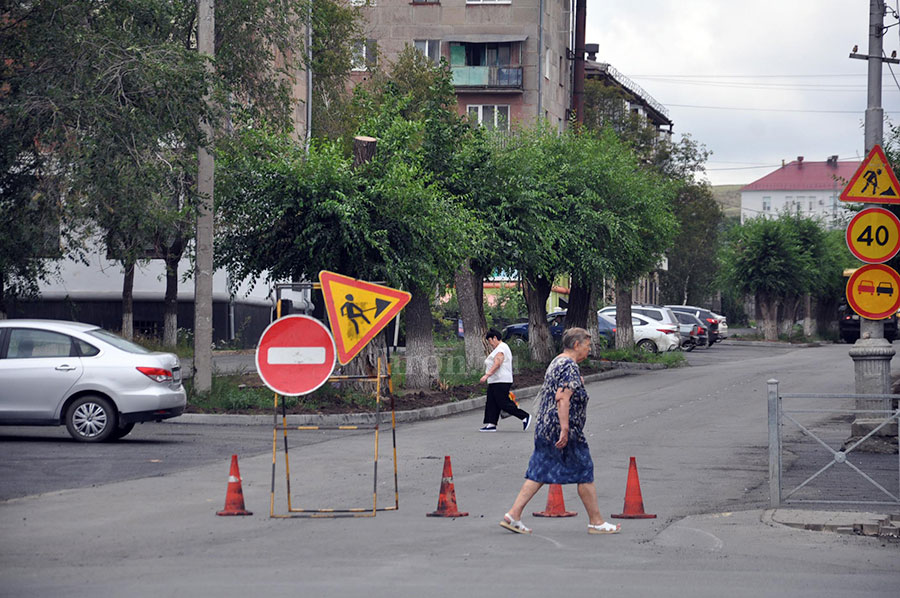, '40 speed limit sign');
846,207,900,264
